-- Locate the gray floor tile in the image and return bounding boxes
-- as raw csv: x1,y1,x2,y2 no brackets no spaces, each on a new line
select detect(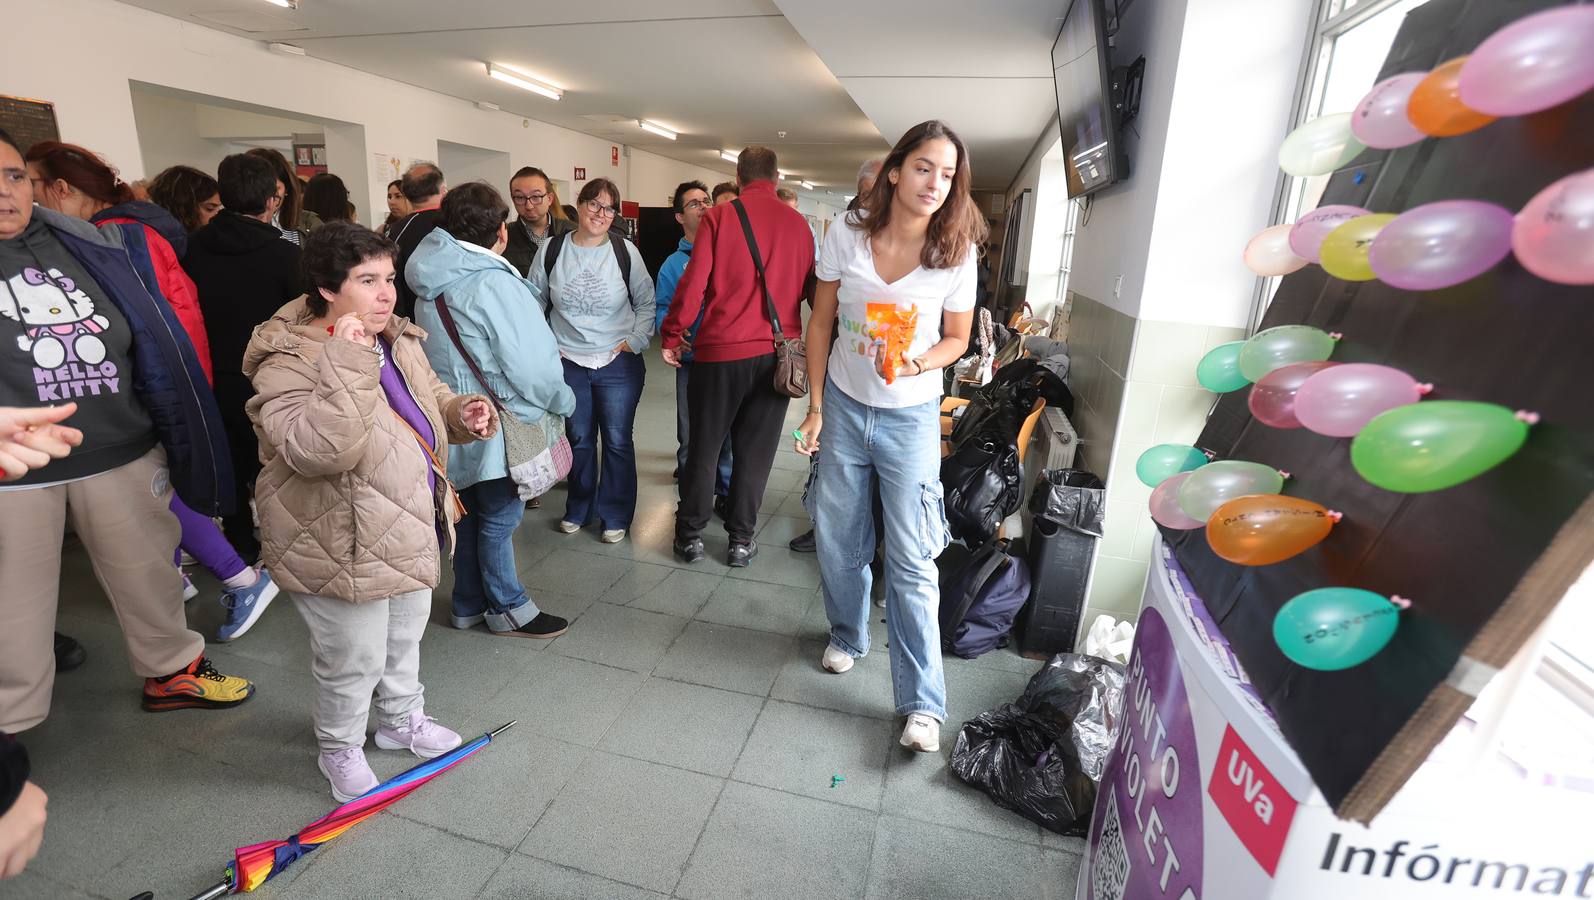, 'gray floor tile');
865,816,1047,900
626,567,723,618
775,490,810,518
487,653,644,747
755,512,812,549
1043,830,1090,854
412,623,546,721
547,601,688,672
675,781,875,900
731,699,893,811
879,742,1042,845
762,466,806,494
604,561,677,604
522,547,631,599
943,663,1033,734
770,639,896,720
478,854,669,900
723,545,821,590
266,813,508,899
696,577,813,636
757,490,789,515
1043,848,1087,898
531,589,599,624
0,869,99,900
598,677,763,777
652,621,798,696
521,751,722,893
